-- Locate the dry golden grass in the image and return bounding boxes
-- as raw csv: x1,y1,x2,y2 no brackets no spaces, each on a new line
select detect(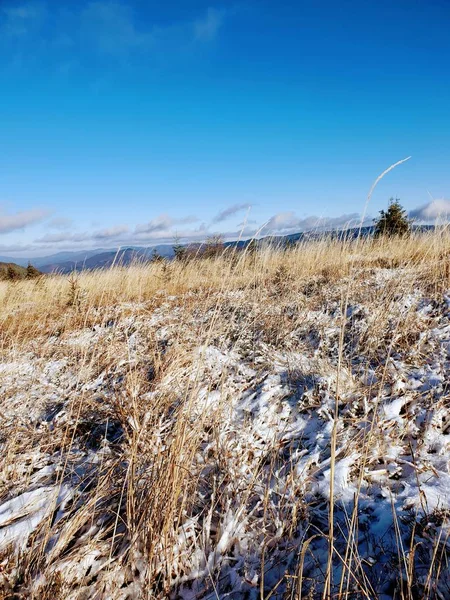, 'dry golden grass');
1,231,448,345
1,230,450,599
